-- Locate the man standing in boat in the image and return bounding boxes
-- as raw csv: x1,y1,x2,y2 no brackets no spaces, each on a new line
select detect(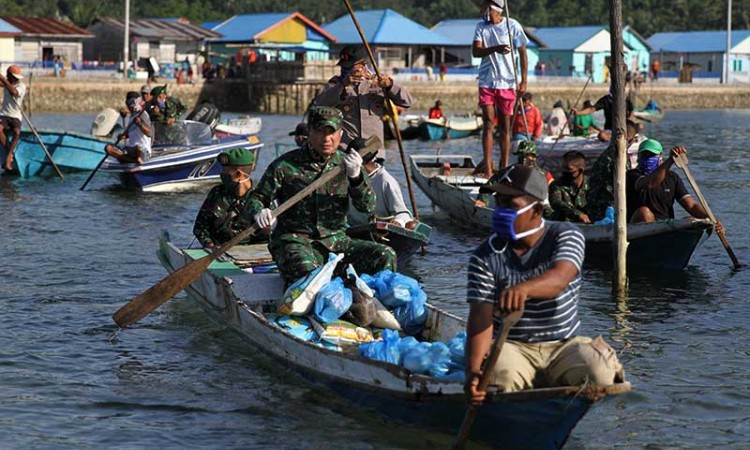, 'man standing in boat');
103,94,152,164
464,164,624,396
0,65,26,173
473,0,529,178
242,106,397,285
194,148,265,248
313,45,413,163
